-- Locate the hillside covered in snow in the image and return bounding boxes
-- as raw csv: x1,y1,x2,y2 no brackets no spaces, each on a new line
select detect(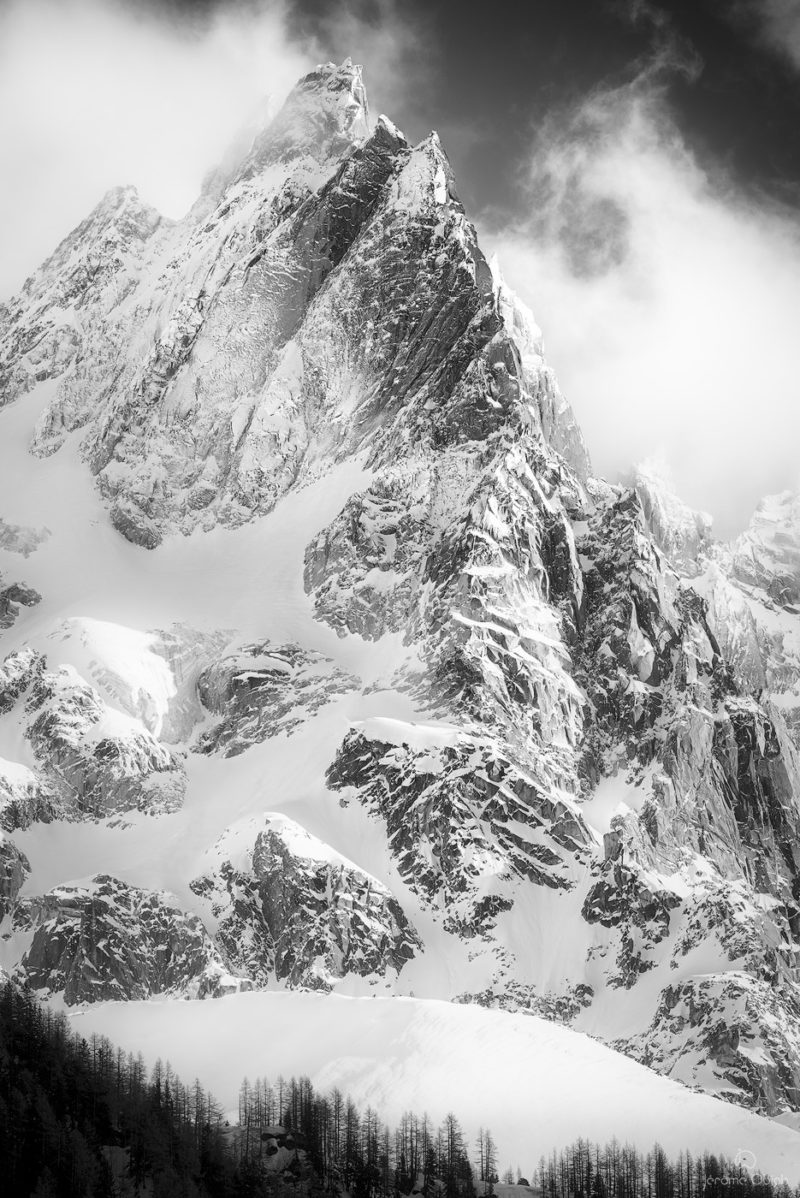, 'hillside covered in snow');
2,59,800,1171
